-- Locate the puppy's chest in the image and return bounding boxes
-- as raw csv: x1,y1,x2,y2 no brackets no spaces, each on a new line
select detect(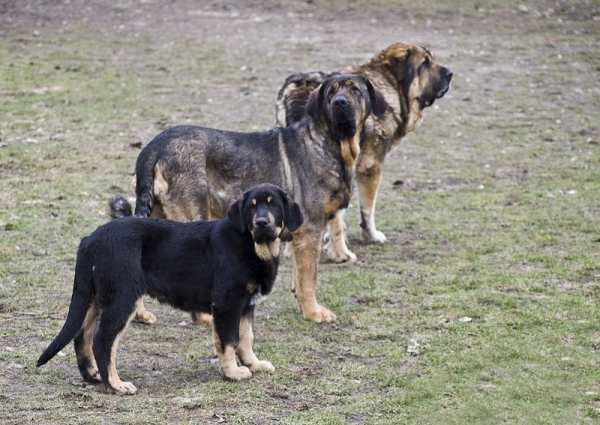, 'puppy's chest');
245,279,275,306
